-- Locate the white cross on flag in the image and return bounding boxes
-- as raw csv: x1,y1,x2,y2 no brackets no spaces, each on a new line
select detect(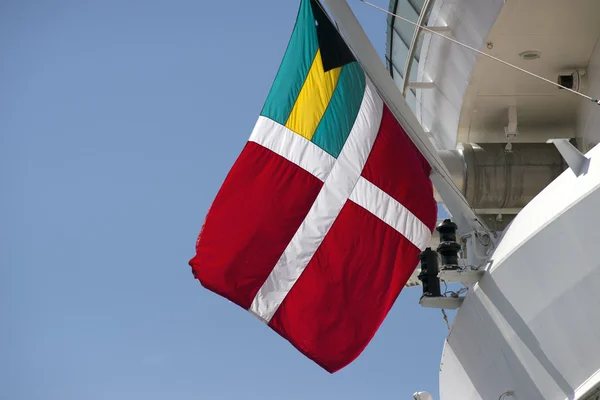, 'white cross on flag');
189,0,437,372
